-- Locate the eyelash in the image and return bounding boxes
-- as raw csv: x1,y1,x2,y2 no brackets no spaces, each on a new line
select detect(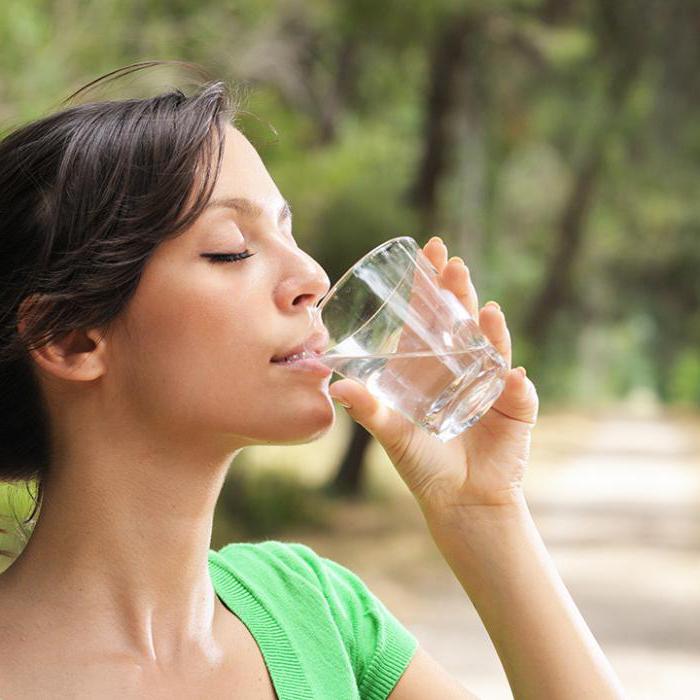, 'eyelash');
202,250,256,264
